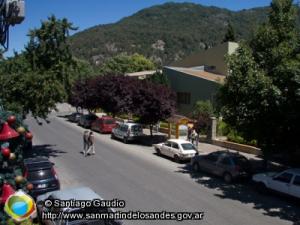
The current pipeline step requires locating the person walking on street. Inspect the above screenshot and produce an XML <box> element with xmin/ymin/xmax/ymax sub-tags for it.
<box><xmin>86</xmin><ymin>131</ymin><xmax>95</xmax><ymax>156</ymax></box>
<box><xmin>83</xmin><ymin>130</ymin><xmax>89</xmax><ymax>156</ymax></box>
<box><xmin>191</xmin><ymin>128</ymin><xmax>197</xmax><ymax>145</ymax></box>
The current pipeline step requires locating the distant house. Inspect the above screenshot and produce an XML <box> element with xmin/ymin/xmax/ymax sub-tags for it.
<box><xmin>164</xmin><ymin>41</ymin><xmax>238</xmax><ymax>115</ymax></box>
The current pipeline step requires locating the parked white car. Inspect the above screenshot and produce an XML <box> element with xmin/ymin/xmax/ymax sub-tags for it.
<box><xmin>153</xmin><ymin>139</ymin><xmax>198</xmax><ymax>162</ymax></box>
<box><xmin>252</xmin><ymin>168</ymin><xmax>300</xmax><ymax>198</ymax></box>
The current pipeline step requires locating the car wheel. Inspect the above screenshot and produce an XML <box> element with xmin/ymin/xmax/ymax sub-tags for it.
<box><xmin>123</xmin><ymin>137</ymin><xmax>128</xmax><ymax>144</ymax></box>
<box><xmin>192</xmin><ymin>162</ymin><xmax>200</xmax><ymax>172</ymax></box>
<box><xmin>111</xmin><ymin>134</ymin><xmax>115</xmax><ymax>139</ymax></box>
<box><xmin>223</xmin><ymin>172</ymin><xmax>233</xmax><ymax>183</ymax></box>
<box><xmin>155</xmin><ymin>148</ymin><xmax>161</xmax><ymax>156</ymax></box>
<box><xmin>174</xmin><ymin>155</ymin><xmax>181</xmax><ymax>163</ymax></box>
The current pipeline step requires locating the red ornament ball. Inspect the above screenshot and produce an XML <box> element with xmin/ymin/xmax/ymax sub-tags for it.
<box><xmin>7</xmin><ymin>115</ymin><xmax>16</xmax><ymax>125</ymax></box>
<box><xmin>1</xmin><ymin>147</ymin><xmax>11</xmax><ymax>158</ymax></box>
<box><xmin>27</xmin><ymin>183</ymin><xmax>34</xmax><ymax>191</ymax></box>
<box><xmin>25</xmin><ymin>132</ymin><xmax>33</xmax><ymax>140</ymax></box>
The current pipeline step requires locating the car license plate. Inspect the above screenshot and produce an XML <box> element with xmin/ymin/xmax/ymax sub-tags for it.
<box><xmin>37</xmin><ymin>184</ymin><xmax>47</xmax><ymax>188</ymax></box>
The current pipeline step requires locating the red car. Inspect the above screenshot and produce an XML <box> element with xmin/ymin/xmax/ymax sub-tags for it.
<box><xmin>91</xmin><ymin>116</ymin><xmax>117</xmax><ymax>133</ymax></box>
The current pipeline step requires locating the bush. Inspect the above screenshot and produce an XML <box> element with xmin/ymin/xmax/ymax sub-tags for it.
<box><xmin>218</xmin><ymin>120</ymin><xmax>257</xmax><ymax>146</ymax></box>
<box><xmin>227</xmin><ymin>129</ymin><xmax>257</xmax><ymax>146</ymax></box>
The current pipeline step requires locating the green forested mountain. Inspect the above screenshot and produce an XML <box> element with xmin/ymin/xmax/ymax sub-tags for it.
<box><xmin>69</xmin><ymin>2</ymin><xmax>296</xmax><ymax>65</ymax></box>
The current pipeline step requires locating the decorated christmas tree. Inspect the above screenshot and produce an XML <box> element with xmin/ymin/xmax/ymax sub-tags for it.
<box><xmin>0</xmin><ymin>106</ymin><xmax>33</xmax><ymax>224</ymax></box>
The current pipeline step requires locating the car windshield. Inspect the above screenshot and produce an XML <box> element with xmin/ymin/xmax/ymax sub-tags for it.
<box><xmin>104</xmin><ymin>119</ymin><xmax>115</xmax><ymax>125</ymax></box>
<box><xmin>181</xmin><ymin>143</ymin><xmax>197</xmax><ymax>150</ymax></box>
<box><xmin>131</xmin><ymin>125</ymin><xmax>142</xmax><ymax>132</ymax></box>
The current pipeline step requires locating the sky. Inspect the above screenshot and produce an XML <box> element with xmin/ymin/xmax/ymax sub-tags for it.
<box><xmin>5</xmin><ymin>0</ymin><xmax>273</xmax><ymax>57</ymax></box>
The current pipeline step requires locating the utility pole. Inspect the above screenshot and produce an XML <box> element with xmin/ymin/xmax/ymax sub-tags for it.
<box><xmin>0</xmin><ymin>0</ymin><xmax>25</xmax><ymax>50</ymax></box>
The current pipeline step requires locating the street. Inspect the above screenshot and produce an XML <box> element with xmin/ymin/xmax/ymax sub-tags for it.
<box><xmin>25</xmin><ymin>114</ymin><xmax>300</xmax><ymax>225</ymax></box>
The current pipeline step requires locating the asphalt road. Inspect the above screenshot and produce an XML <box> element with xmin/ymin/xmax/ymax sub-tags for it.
<box><xmin>25</xmin><ymin>114</ymin><xmax>300</xmax><ymax>225</ymax></box>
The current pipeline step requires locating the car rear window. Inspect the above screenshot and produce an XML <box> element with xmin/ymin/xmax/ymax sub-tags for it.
<box><xmin>274</xmin><ymin>172</ymin><xmax>293</xmax><ymax>183</ymax></box>
<box><xmin>103</xmin><ymin>119</ymin><xmax>115</xmax><ymax>125</ymax></box>
<box><xmin>232</xmin><ymin>156</ymin><xmax>249</xmax><ymax>165</ymax></box>
<box><xmin>131</xmin><ymin>125</ymin><xmax>142</xmax><ymax>132</ymax></box>
<box><xmin>87</xmin><ymin>115</ymin><xmax>97</xmax><ymax>120</ymax></box>
<box><xmin>293</xmin><ymin>175</ymin><xmax>300</xmax><ymax>186</ymax></box>
<box><xmin>181</xmin><ymin>143</ymin><xmax>197</xmax><ymax>150</ymax></box>
<box><xmin>27</xmin><ymin>169</ymin><xmax>53</xmax><ymax>180</ymax></box>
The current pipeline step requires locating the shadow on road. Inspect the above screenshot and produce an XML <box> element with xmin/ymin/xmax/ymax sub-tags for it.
<box><xmin>138</xmin><ymin>135</ymin><xmax>167</xmax><ymax>146</ymax></box>
<box><xmin>24</xmin><ymin>144</ymin><xmax>67</xmax><ymax>159</ymax></box>
<box><xmin>175</xmin><ymin>164</ymin><xmax>300</xmax><ymax>224</ymax></box>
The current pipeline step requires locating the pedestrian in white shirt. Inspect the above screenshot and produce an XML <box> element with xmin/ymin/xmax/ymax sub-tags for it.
<box><xmin>85</xmin><ymin>131</ymin><xmax>95</xmax><ymax>156</ymax></box>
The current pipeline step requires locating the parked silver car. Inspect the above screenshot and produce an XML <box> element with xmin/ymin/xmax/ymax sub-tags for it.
<box><xmin>191</xmin><ymin>151</ymin><xmax>252</xmax><ymax>183</ymax></box>
<box><xmin>36</xmin><ymin>186</ymin><xmax>122</xmax><ymax>225</ymax></box>
<box><xmin>111</xmin><ymin>122</ymin><xmax>143</xmax><ymax>143</ymax></box>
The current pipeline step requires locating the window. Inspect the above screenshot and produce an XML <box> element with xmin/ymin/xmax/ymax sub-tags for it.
<box><xmin>121</xmin><ymin>125</ymin><xmax>128</xmax><ymax>132</ymax></box>
<box><xmin>131</xmin><ymin>125</ymin><xmax>142</xmax><ymax>132</ymax></box>
<box><xmin>27</xmin><ymin>169</ymin><xmax>53</xmax><ymax>181</ymax></box>
<box><xmin>172</xmin><ymin>143</ymin><xmax>179</xmax><ymax>149</ymax></box>
<box><xmin>206</xmin><ymin>152</ymin><xmax>220</xmax><ymax>162</ymax></box>
<box><xmin>103</xmin><ymin>119</ymin><xmax>115</xmax><ymax>124</ymax></box>
<box><xmin>164</xmin><ymin>142</ymin><xmax>172</xmax><ymax>147</ymax></box>
<box><xmin>293</xmin><ymin>175</ymin><xmax>300</xmax><ymax>186</ymax></box>
<box><xmin>274</xmin><ymin>172</ymin><xmax>293</xmax><ymax>183</ymax></box>
<box><xmin>181</xmin><ymin>143</ymin><xmax>197</xmax><ymax>150</ymax></box>
<box><xmin>220</xmin><ymin>157</ymin><xmax>232</xmax><ymax>166</ymax></box>
<box><xmin>177</xmin><ymin>92</ymin><xmax>191</xmax><ymax>104</ymax></box>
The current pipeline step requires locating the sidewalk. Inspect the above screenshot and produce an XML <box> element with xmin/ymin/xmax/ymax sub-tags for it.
<box><xmin>142</xmin><ymin>128</ymin><xmax>286</xmax><ymax>172</ymax></box>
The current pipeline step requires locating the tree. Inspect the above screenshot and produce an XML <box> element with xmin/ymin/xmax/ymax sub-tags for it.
<box><xmin>192</xmin><ymin>100</ymin><xmax>214</xmax><ymax>134</ymax></box>
<box><xmin>69</xmin><ymin>75</ymin><xmax>176</xmax><ymax>135</ymax></box>
<box><xmin>25</xmin><ymin>15</ymin><xmax>78</xmax><ymax>96</ymax></box>
<box><xmin>98</xmin><ymin>54</ymin><xmax>155</xmax><ymax>75</ymax></box>
<box><xmin>146</xmin><ymin>71</ymin><xmax>169</xmax><ymax>86</ymax></box>
<box><xmin>217</xmin><ymin>0</ymin><xmax>300</xmax><ymax>160</ymax></box>
<box><xmin>90</xmin><ymin>75</ymin><xmax>136</xmax><ymax>116</ymax></box>
<box><xmin>132</xmin><ymin>81</ymin><xmax>176</xmax><ymax>136</ymax></box>
<box><xmin>222</xmin><ymin>22</ymin><xmax>236</xmax><ymax>43</ymax></box>
<box><xmin>0</xmin><ymin>16</ymin><xmax>79</xmax><ymax>119</ymax></box>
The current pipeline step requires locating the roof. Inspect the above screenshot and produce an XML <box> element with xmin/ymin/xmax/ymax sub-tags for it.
<box><xmin>165</xmin><ymin>66</ymin><xmax>225</xmax><ymax>84</ymax></box>
<box><xmin>24</xmin><ymin>157</ymin><xmax>51</xmax><ymax>164</ymax></box>
<box><xmin>167</xmin><ymin>114</ymin><xmax>193</xmax><ymax>124</ymax></box>
<box><xmin>125</xmin><ymin>70</ymin><xmax>161</xmax><ymax>77</ymax></box>
<box><xmin>50</xmin><ymin>187</ymin><xmax>102</xmax><ymax>201</ymax></box>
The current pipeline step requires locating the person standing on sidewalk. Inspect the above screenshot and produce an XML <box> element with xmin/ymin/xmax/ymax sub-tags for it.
<box><xmin>83</xmin><ymin>130</ymin><xmax>89</xmax><ymax>156</ymax></box>
<box><xmin>191</xmin><ymin>128</ymin><xmax>198</xmax><ymax>145</ymax></box>
<box><xmin>86</xmin><ymin>131</ymin><xmax>95</xmax><ymax>156</ymax></box>
<box><xmin>187</xmin><ymin>127</ymin><xmax>192</xmax><ymax>142</ymax></box>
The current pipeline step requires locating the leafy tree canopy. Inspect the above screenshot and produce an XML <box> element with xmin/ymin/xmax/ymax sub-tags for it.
<box><xmin>0</xmin><ymin>16</ymin><xmax>79</xmax><ymax>119</ymax></box>
<box><xmin>98</xmin><ymin>53</ymin><xmax>156</xmax><ymax>74</ymax></box>
<box><xmin>218</xmin><ymin>0</ymin><xmax>300</xmax><ymax>158</ymax></box>
<box><xmin>222</xmin><ymin>22</ymin><xmax>236</xmax><ymax>43</ymax></box>
<box><xmin>69</xmin><ymin>75</ymin><xmax>176</xmax><ymax>135</ymax></box>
